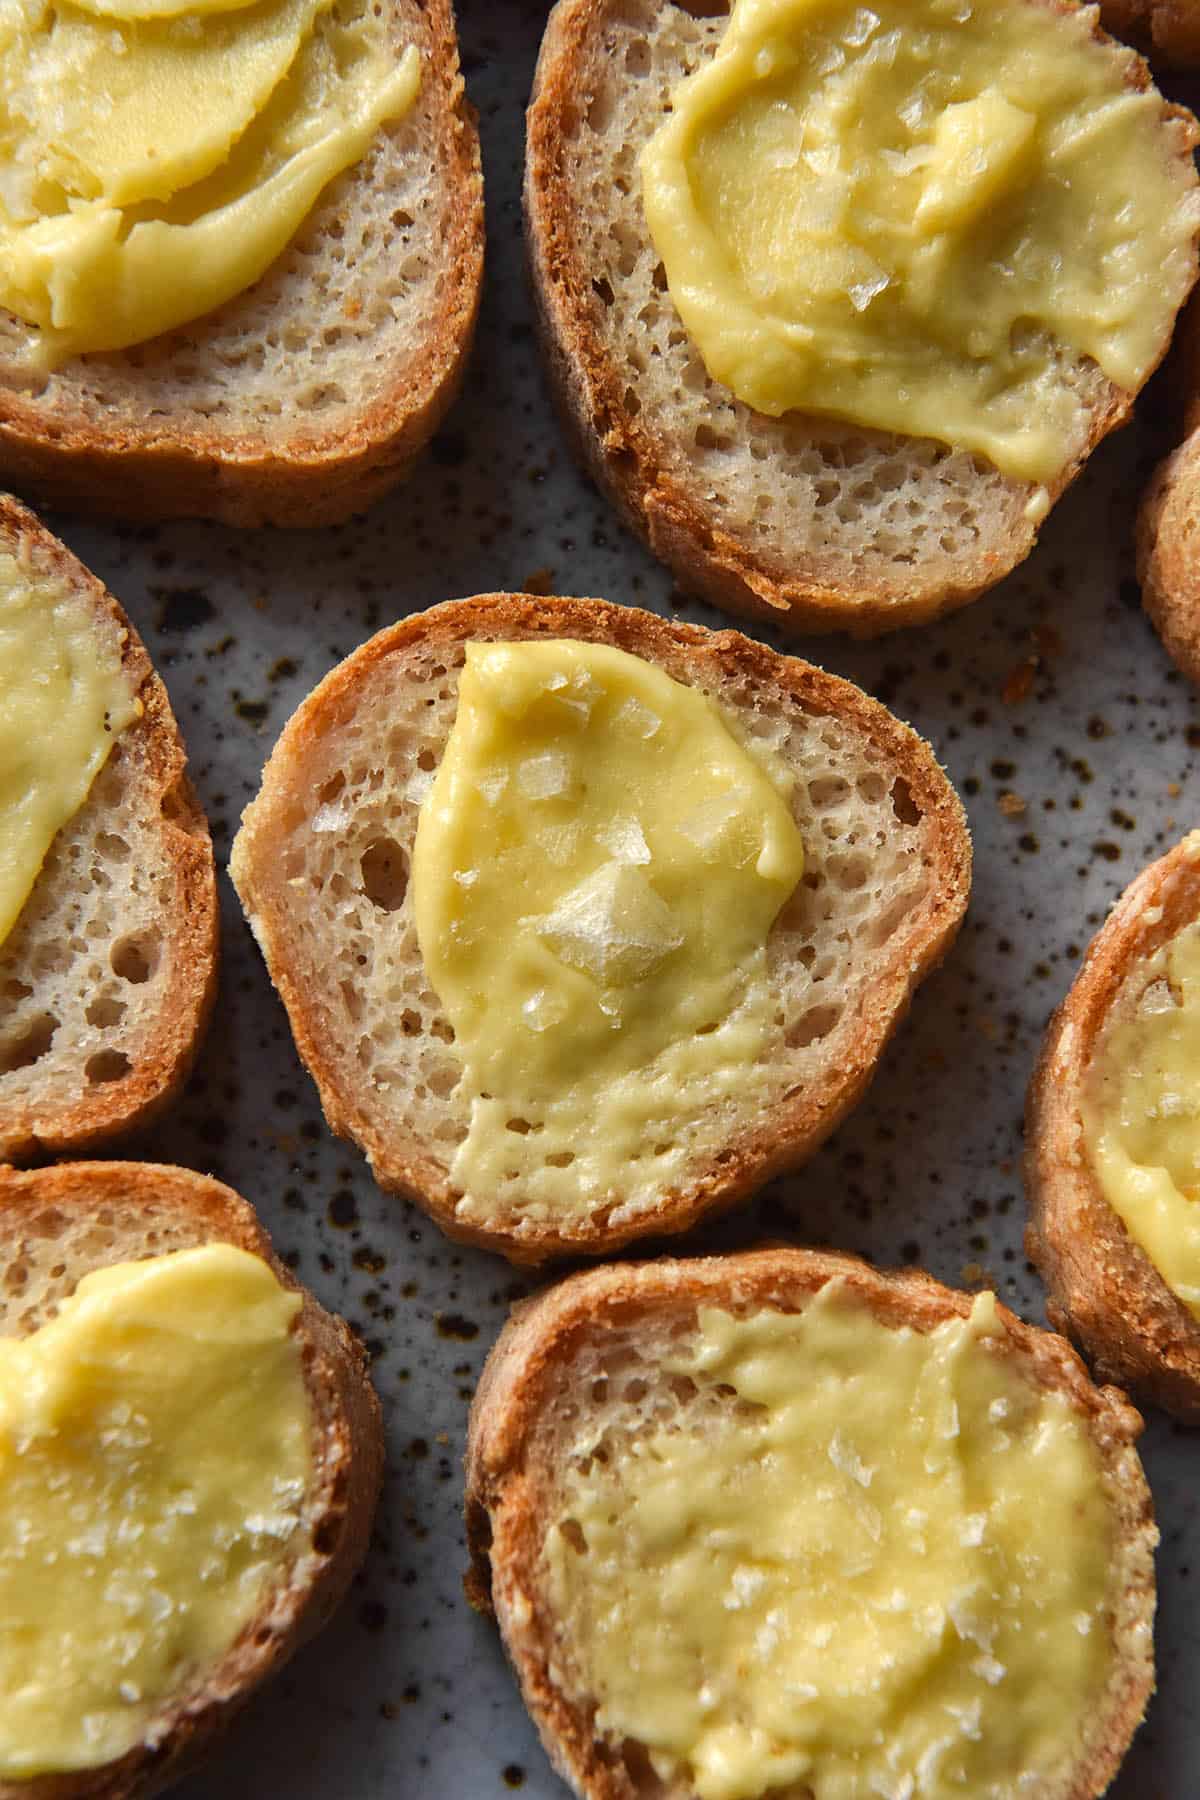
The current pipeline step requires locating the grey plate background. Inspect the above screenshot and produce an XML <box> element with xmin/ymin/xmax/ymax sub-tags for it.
<box><xmin>36</xmin><ymin>4</ymin><xmax>1200</xmax><ymax>1793</ymax></box>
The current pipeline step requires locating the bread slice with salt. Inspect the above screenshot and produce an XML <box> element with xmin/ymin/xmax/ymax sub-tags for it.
<box><xmin>525</xmin><ymin>0</ymin><xmax>1198</xmax><ymax>635</ymax></box>
<box><xmin>230</xmin><ymin>593</ymin><xmax>970</xmax><ymax>1262</ymax></box>
<box><xmin>0</xmin><ymin>0</ymin><xmax>483</xmax><ymax>527</ymax></box>
<box><xmin>465</xmin><ymin>1246</ymin><xmax>1157</xmax><ymax>1800</ymax></box>
<box><xmin>0</xmin><ymin>1159</ymin><xmax>384</xmax><ymax>1800</ymax></box>
<box><xmin>1026</xmin><ymin>831</ymin><xmax>1200</xmax><ymax>1419</ymax></box>
<box><xmin>0</xmin><ymin>495</ymin><xmax>218</xmax><ymax>1163</ymax></box>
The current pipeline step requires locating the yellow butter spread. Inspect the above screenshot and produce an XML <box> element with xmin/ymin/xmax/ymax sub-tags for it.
<box><xmin>639</xmin><ymin>0</ymin><xmax>1199</xmax><ymax>482</ymax></box>
<box><xmin>0</xmin><ymin>552</ymin><xmax>140</xmax><ymax>951</ymax></box>
<box><xmin>411</xmin><ymin>640</ymin><xmax>805</xmax><ymax>1222</ymax></box>
<box><xmin>0</xmin><ymin>1244</ymin><xmax>311</xmax><ymax>1775</ymax></box>
<box><xmin>1082</xmin><ymin>912</ymin><xmax>1200</xmax><ymax>1315</ymax></box>
<box><xmin>545</xmin><ymin>1285</ymin><xmax>1114</xmax><ymax>1800</ymax></box>
<box><xmin>0</xmin><ymin>0</ymin><xmax>419</xmax><ymax>363</ymax></box>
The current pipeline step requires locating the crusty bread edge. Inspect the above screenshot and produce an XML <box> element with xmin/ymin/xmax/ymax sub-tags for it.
<box><xmin>464</xmin><ymin>1246</ymin><xmax>1156</xmax><ymax>1800</ymax></box>
<box><xmin>1137</xmin><ymin>425</ymin><xmax>1200</xmax><ymax>684</ymax></box>
<box><xmin>0</xmin><ymin>495</ymin><xmax>219</xmax><ymax>1163</ymax></box>
<box><xmin>0</xmin><ymin>0</ymin><xmax>484</xmax><ymax>528</ymax></box>
<box><xmin>0</xmin><ymin>1160</ymin><xmax>384</xmax><ymax>1800</ymax></box>
<box><xmin>1026</xmin><ymin>832</ymin><xmax>1200</xmax><ymax>1419</ymax></box>
<box><xmin>525</xmin><ymin>0</ymin><xmax>1199</xmax><ymax>636</ymax></box>
<box><xmin>231</xmin><ymin>592</ymin><xmax>971</xmax><ymax>1264</ymax></box>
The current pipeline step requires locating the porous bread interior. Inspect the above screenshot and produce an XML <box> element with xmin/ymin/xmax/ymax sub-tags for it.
<box><xmin>0</xmin><ymin>594</ymin><xmax>180</xmax><ymax>1134</ymax></box>
<box><xmin>0</xmin><ymin>0</ymin><xmax>448</xmax><ymax>444</ymax></box>
<box><xmin>260</xmin><ymin>633</ymin><xmax>936</xmax><ymax>1226</ymax></box>
<box><xmin>0</xmin><ymin>1192</ymin><xmax>217</xmax><ymax>1338</ymax></box>
<box><xmin>520</xmin><ymin>1307</ymin><xmax>1122</xmax><ymax>1800</ymax></box>
<box><xmin>559</xmin><ymin>0</ymin><xmax>1115</xmax><ymax>597</ymax></box>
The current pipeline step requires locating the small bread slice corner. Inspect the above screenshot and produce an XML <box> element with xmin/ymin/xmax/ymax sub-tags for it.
<box><xmin>464</xmin><ymin>1246</ymin><xmax>1157</xmax><ymax>1800</ymax></box>
<box><xmin>1100</xmin><ymin>0</ymin><xmax>1200</xmax><ymax>67</ymax></box>
<box><xmin>0</xmin><ymin>1159</ymin><xmax>384</xmax><ymax>1800</ymax></box>
<box><xmin>230</xmin><ymin>592</ymin><xmax>970</xmax><ymax>1264</ymax></box>
<box><xmin>1026</xmin><ymin>831</ymin><xmax>1200</xmax><ymax>1419</ymax></box>
<box><xmin>0</xmin><ymin>0</ymin><xmax>483</xmax><ymax>529</ymax></box>
<box><xmin>525</xmin><ymin>0</ymin><xmax>1199</xmax><ymax>637</ymax></box>
<box><xmin>0</xmin><ymin>495</ymin><xmax>218</xmax><ymax>1165</ymax></box>
<box><xmin>1138</xmin><ymin>297</ymin><xmax>1200</xmax><ymax>684</ymax></box>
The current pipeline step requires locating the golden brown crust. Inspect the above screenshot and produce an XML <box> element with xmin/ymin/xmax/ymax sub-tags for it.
<box><xmin>526</xmin><ymin>0</ymin><xmax>1198</xmax><ymax>636</ymax></box>
<box><xmin>1026</xmin><ymin>832</ymin><xmax>1200</xmax><ymax>1419</ymax></box>
<box><xmin>465</xmin><ymin>1247</ymin><xmax>1157</xmax><ymax>1800</ymax></box>
<box><xmin>231</xmin><ymin>592</ymin><xmax>972</xmax><ymax>1263</ymax></box>
<box><xmin>0</xmin><ymin>0</ymin><xmax>483</xmax><ymax>527</ymax></box>
<box><xmin>0</xmin><ymin>1161</ymin><xmax>384</xmax><ymax>1800</ymax></box>
<box><xmin>0</xmin><ymin>495</ymin><xmax>218</xmax><ymax>1162</ymax></box>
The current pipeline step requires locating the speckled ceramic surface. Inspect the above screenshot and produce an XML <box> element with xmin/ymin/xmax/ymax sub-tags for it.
<box><xmin>26</xmin><ymin>4</ymin><xmax>1200</xmax><ymax>1794</ymax></box>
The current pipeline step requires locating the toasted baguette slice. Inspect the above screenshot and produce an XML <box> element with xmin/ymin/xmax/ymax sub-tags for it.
<box><xmin>0</xmin><ymin>496</ymin><xmax>217</xmax><ymax>1163</ymax></box>
<box><xmin>465</xmin><ymin>1246</ymin><xmax>1156</xmax><ymax>1800</ymax></box>
<box><xmin>0</xmin><ymin>0</ymin><xmax>483</xmax><ymax>528</ymax></box>
<box><xmin>1027</xmin><ymin>831</ymin><xmax>1200</xmax><ymax>1419</ymax></box>
<box><xmin>526</xmin><ymin>0</ymin><xmax>1198</xmax><ymax>636</ymax></box>
<box><xmin>1100</xmin><ymin>0</ymin><xmax>1200</xmax><ymax>66</ymax></box>
<box><xmin>230</xmin><ymin>594</ymin><xmax>971</xmax><ymax>1263</ymax></box>
<box><xmin>1138</xmin><ymin>300</ymin><xmax>1200</xmax><ymax>682</ymax></box>
<box><xmin>0</xmin><ymin>1160</ymin><xmax>384</xmax><ymax>1800</ymax></box>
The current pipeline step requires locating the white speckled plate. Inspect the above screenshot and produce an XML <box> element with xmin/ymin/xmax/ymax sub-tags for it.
<box><xmin>38</xmin><ymin>6</ymin><xmax>1200</xmax><ymax>1794</ymax></box>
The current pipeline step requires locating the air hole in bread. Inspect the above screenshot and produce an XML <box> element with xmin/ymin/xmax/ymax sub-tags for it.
<box><xmin>111</xmin><ymin>932</ymin><xmax>158</xmax><ymax>984</ymax></box>
<box><xmin>1</xmin><ymin>979</ymin><xmax>32</xmax><ymax>1001</ymax></box>
<box><xmin>0</xmin><ymin>1012</ymin><xmax>58</xmax><ymax>1074</ymax></box>
<box><xmin>545</xmin><ymin>1151</ymin><xmax>575</xmax><ymax>1168</ymax></box>
<box><xmin>890</xmin><ymin>777</ymin><xmax>921</xmax><ymax>826</ymax></box>
<box><xmin>829</xmin><ymin>854</ymin><xmax>870</xmax><ymax>891</ymax></box>
<box><xmin>808</xmin><ymin>776</ymin><xmax>850</xmax><ymax>808</ymax></box>
<box><xmin>85</xmin><ymin>1049</ymin><xmax>132</xmax><ymax>1085</ymax></box>
<box><xmin>593</xmin><ymin>275</ymin><xmax>615</xmax><ymax>308</ymax></box>
<box><xmin>787</xmin><ymin>1003</ymin><xmax>841</xmax><ymax>1048</ymax></box>
<box><xmin>559</xmin><ymin>1518</ymin><xmax>587</xmax><ymax>1554</ymax></box>
<box><xmin>507</xmin><ymin>1117</ymin><xmax>535</xmax><ymax>1135</ymax></box>
<box><xmin>95</xmin><ymin>832</ymin><xmax>131</xmax><ymax>863</ymax></box>
<box><xmin>359</xmin><ymin>838</ymin><xmax>409</xmax><ymax>911</ymax></box>
<box><xmin>86</xmin><ymin>995</ymin><xmax>127</xmax><ymax>1029</ymax></box>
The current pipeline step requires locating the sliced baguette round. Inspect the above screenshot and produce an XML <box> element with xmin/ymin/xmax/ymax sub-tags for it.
<box><xmin>464</xmin><ymin>1246</ymin><xmax>1157</xmax><ymax>1800</ymax></box>
<box><xmin>1138</xmin><ymin>299</ymin><xmax>1200</xmax><ymax>683</ymax></box>
<box><xmin>1026</xmin><ymin>831</ymin><xmax>1200</xmax><ymax>1419</ymax></box>
<box><xmin>230</xmin><ymin>593</ymin><xmax>971</xmax><ymax>1263</ymax></box>
<box><xmin>526</xmin><ymin>0</ymin><xmax>1199</xmax><ymax>636</ymax></box>
<box><xmin>0</xmin><ymin>0</ymin><xmax>483</xmax><ymax>527</ymax></box>
<box><xmin>0</xmin><ymin>495</ymin><xmax>218</xmax><ymax>1163</ymax></box>
<box><xmin>0</xmin><ymin>1159</ymin><xmax>384</xmax><ymax>1800</ymax></box>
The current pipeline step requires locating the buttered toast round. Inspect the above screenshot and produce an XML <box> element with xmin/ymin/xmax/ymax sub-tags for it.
<box><xmin>465</xmin><ymin>1247</ymin><xmax>1156</xmax><ymax>1800</ymax></box>
<box><xmin>0</xmin><ymin>0</ymin><xmax>483</xmax><ymax>527</ymax></box>
<box><xmin>526</xmin><ymin>0</ymin><xmax>1199</xmax><ymax>635</ymax></box>
<box><xmin>0</xmin><ymin>1160</ymin><xmax>384</xmax><ymax>1800</ymax></box>
<box><xmin>0</xmin><ymin>495</ymin><xmax>217</xmax><ymax>1163</ymax></box>
<box><xmin>1027</xmin><ymin>831</ymin><xmax>1200</xmax><ymax>1419</ymax></box>
<box><xmin>230</xmin><ymin>594</ymin><xmax>970</xmax><ymax>1263</ymax></box>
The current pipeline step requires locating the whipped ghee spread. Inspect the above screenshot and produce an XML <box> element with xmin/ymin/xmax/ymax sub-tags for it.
<box><xmin>1082</xmin><ymin>907</ymin><xmax>1200</xmax><ymax>1316</ymax></box>
<box><xmin>0</xmin><ymin>0</ymin><xmax>420</xmax><ymax>363</ymax></box>
<box><xmin>0</xmin><ymin>554</ymin><xmax>140</xmax><ymax>950</ymax></box>
<box><xmin>411</xmin><ymin>640</ymin><xmax>805</xmax><ymax>1222</ymax></box>
<box><xmin>545</xmin><ymin>1284</ymin><xmax>1115</xmax><ymax>1800</ymax></box>
<box><xmin>0</xmin><ymin>1244</ymin><xmax>311</xmax><ymax>1775</ymax></box>
<box><xmin>639</xmin><ymin>0</ymin><xmax>1200</xmax><ymax>482</ymax></box>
